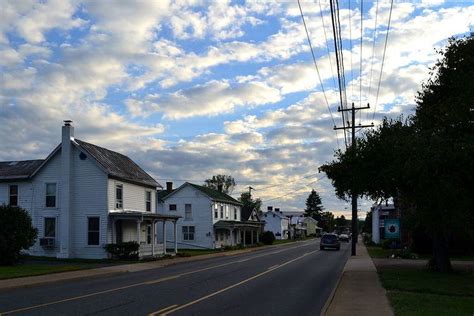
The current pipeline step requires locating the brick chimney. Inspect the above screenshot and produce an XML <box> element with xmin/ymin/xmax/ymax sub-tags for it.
<box><xmin>267</xmin><ymin>206</ymin><xmax>273</xmax><ymax>211</ymax></box>
<box><xmin>166</xmin><ymin>182</ymin><xmax>173</xmax><ymax>192</ymax></box>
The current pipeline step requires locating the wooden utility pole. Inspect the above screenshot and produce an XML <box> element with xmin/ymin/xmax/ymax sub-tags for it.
<box><xmin>335</xmin><ymin>102</ymin><xmax>373</xmax><ymax>256</ymax></box>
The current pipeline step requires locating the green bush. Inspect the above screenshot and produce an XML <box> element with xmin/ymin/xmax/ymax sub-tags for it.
<box><xmin>104</xmin><ymin>241</ymin><xmax>139</xmax><ymax>260</ymax></box>
<box><xmin>0</xmin><ymin>205</ymin><xmax>38</xmax><ymax>265</ymax></box>
<box><xmin>260</xmin><ymin>231</ymin><xmax>276</xmax><ymax>245</ymax></box>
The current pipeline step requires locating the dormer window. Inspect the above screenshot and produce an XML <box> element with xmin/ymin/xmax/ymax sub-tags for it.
<box><xmin>115</xmin><ymin>184</ymin><xmax>123</xmax><ymax>209</ymax></box>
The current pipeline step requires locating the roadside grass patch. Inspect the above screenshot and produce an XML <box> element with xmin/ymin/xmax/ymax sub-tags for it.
<box><xmin>377</xmin><ymin>267</ymin><xmax>474</xmax><ymax>315</ymax></box>
<box><xmin>0</xmin><ymin>264</ymin><xmax>92</xmax><ymax>280</ymax></box>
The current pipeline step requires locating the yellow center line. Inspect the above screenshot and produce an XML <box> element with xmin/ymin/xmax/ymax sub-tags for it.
<box><xmin>149</xmin><ymin>304</ymin><xmax>178</xmax><ymax>316</ymax></box>
<box><xmin>154</xmin><ymin>250</ymin><xmax>319</xmax><ymax>316</ymax></box>
<box><xmin>1</xmin><ymin>241</ymin><xmax>317</xmax><ymax>315</ymax></box>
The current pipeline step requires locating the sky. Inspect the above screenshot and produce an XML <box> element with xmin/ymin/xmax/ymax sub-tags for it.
<box><xmin>1</xmin><ymin>0</ymin><xmax>473</xmax><ymax>219</ymax></box>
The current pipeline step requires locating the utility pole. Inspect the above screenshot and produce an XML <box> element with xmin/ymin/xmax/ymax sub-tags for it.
<box><xmin>335</xmin><ymin>102</ymin><xmax>373</xmax><ymax>256</ymax></box>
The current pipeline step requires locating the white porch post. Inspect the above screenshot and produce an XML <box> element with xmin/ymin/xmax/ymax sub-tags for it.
<box><xmin>243</xmin><ymin>230</ymin><xmax>246</xmax><ymax>247</ymax></box>
<box><xmin>111</xmin><ymin>218</ymin><xmax>116</xmax><ymax>244</ymax></box>
<box><xmin>151</xmin><ymin>220</ymin><xmax>156</xmax><ymax>256</ymax></box>
<box><xmin>230</xmin><ymin>228</ymin><xmax>234</xmax><ymax>246</ymax></box>
<box><xmin>251</xmin><ymin>230</ymin><xmax>254</xmax><ymax>245</ymax></box>
<box><xmin>173</xmin><ymin>221</ymin><xmax>178</xmax><ymax>254</ymax></box>
<box><xmin>162</xmin><ymin>221</ymin><xmax>167</xmax><ymax>255</ymax></box>
<box><xmin>256</xmin><ymin>229</ymin><xmax>260</xmax><ymax>243</ymax></box>
<box><xmin>136</xmin><ymin>220</ymin><xmax>141</xmax><ymax>244</ymax></box>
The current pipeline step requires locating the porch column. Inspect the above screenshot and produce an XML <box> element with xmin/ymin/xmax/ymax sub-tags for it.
<box><xmin>136</xmin><ymin>220</ymin><xmax>141</xmax><ymax>244</ymax></box>
<box><xmin>243</xmin><ymin>230</ymin><xmax>246</xmax><ymax>247</ymax></box>
<box><xmin>173</xmin><ymin>221</ymin><xmax>178</xmax><ymax>254</ymax></box>
<box><xmin>229</xmin><ymin>228</ymin><xmax>234</xmax><ymax>246</ymax></box>
<box><xmin>111</xmin><ymin>218</ymin><xmax>116</xmax><ymax>244</ymax></box>
<box><xmin>251</xmin><ymin>230</ymin><xmax>254</xmax><ymax>245</ymax></box>
<box><xmin>256</xmin><ymin>229</ymin><xmax>260</xmax><ymax>243</ymax></box>
<box><xmin>162</xmin><ymin>221</ymin><xmax>167</xmax><ymax>255</ymax></box>
<box><xmin>151</xmin><ymin>220</ymin><xmax>156</xmax><ymax>256</ymax></box>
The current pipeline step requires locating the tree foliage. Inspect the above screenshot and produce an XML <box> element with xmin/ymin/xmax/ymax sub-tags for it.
<box><xmin>304</xmin><ymin>189</ymin><xmax>324</xmax><ymax>220</ymax></box>
<box><xmin>320</xmin><ymin>37</ymin><xmax>474</xmax><ymax>272</ymax></box>
<box><xmin>319</xmin><ymin>211</ymin><xmax>335</xmax><ymax>232</ymax></box>
<box><xmin>239</xmin><ymin>192</ymin><xmax>262</xmax><ymax>218</ymax></box>
<box><xmin>0</xmin><ymin>205</ymin><xmax>38</xmax><ymax>265</ymax></box>
<box><xmin>204</xmin><ymin>175</ymin><xmax>236</xmax><ymax>194</ymax></box>
<box><xmin>335</xmin><ymin>215</ymin><xmax>347</xmax><ymax>228</ymax></box>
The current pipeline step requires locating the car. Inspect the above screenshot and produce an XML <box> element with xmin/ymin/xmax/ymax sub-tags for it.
<box><xmin>320</xmin><ymin>233</ymin><xmax>340</xmax><ymax>250</ymax></box>
<box><xmin>339</xmin><ymin>233</ymin><xmax>350</xmax><ymax>242</ymax></box>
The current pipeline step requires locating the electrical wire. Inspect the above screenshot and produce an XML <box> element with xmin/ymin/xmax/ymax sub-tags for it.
<box><xmin>372</xmin><ymin>0</ymin><xmax>394</xmax><ymax>121</ymax></box>
<box><xmin>367</xmin><ymin>0</ymin><xmax>379</xmax><ymax>121</ymax></box>
<box><xmin>297</xmin><ymin>0</ymin><xmax>341</xmax><ymax>149</ymax></box>
<box><xmin>359</xmin><ymin>0</ymin><xmax>363</xmax><ymax>125</ymax></box>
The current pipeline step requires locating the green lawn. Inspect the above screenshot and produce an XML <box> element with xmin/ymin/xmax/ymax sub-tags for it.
<box><xmin>0</xmin><ymin>264</ymin><xmax>92</xmax><ymax>280</ymax></box>
<box><xmin>377</xmin><ymin>267</ymin><xmax>474</xmax><ymax>315</ymax></box>
<box><xmin>176</xmin><ymin>249</ymin><xmax>221</xmax><ymax>257</ymax></box>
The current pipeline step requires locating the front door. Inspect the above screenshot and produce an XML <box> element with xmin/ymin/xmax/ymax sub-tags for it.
<box><xmin>115</xmin><ymin>220</ymin><xmax>123</xmax><ymax>243</ymax></box>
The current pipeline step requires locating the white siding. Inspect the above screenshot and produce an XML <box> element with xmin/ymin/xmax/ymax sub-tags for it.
<box><xmin>107</xmin><ymin>179</ymin><xmax>155</xmax><ymax>213</ymax></box>
<box><xmin>263</xmin><ymin>212</ymin><xmax>289</xmax><ymax>240</ymax></box>
<box><xmin>157</xmin><ymin>185</ymin><xmax>214</xmax><ymax>249</ymax></box>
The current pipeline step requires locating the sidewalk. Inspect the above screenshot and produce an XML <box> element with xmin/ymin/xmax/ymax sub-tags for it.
<box><xmin>324</xmin><ymin>240</ymin><xmax>393</xmax><ymax>316</ymax></box>
<box><xmin>0</xmin><ymin>240</ymin><xmax>309</xmax><ymax>291</ymax></box>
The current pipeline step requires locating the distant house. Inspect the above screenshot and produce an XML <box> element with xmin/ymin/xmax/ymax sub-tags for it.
<box><xmin>0</xmin><ymin>121</ymin><xmax>179</xmax><ymax>259</ymax></box>
<box><xmin>302</xmin><ymin>217</ymin><xmax>322</xmax><ymax>236</ymax></box>
<box><xmin>262</xmin><ymin>208</ymin><xmax>289</xmax><ymax>240</ymax></box>
<box><xmin>157</xmin><ymin>182</ymin><xmax>263</xmax><ymax>249</ymax></box>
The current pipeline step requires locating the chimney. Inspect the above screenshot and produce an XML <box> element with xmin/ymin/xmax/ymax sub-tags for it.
<box><xmin>166</xmin><ymin>182</ymin><xmax>173</xmax><ymax>192</ymax></box>
<box><xmin>217</xmin><ymin>183</ymin><xmax>223</xmax><ymax>192</ymax></box>
<box><xmin>275</xmin><ymin>208</ymin><xmax>280</xmax><ymax>212</ymax></box>
<box><xmin>267</xmin><ymin>206</ymin><xmax>273</xmax><ymax>211</ymax></box>
<box><xmin>58</xmin><ymin>120</ymin><xmax>73</xmax><ymax>258</ymax></box>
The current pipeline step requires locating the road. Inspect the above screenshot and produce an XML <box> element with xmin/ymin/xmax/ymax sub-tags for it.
<box><xmin>0</xmin><ymin>239</ymin><xmax>350</xmax><ymax>316</ymax></box>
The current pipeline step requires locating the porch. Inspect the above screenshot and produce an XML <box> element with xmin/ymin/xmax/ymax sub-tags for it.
<box><xmin>214</xmin><ymin>220</ymin><xmax>264</xmax><ymax>248</ymax></box>
<box><xmin>109</xmin><ymin>211</ymin><xmax>181</xmax><ymax>258</ymax></box>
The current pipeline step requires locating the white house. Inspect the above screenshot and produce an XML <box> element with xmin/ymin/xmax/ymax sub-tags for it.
<box><xmin>157</xmin><ymin>182</ymin><xmax>263</xmax><ymax>249</ymax></box>
<box><xmin>0</xmin><ymin>121</ymin><xmax>179</xmax><ymax>259</ymax></box>
<box><xmin>262</xmin><ymin>208</ymin><xmax>289</xmax><ymax>240</ymax></box>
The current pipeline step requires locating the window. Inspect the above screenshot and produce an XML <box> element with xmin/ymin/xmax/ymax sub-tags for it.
<box><xmin>45</xmin><ymin>183</ymin><xmax>56</xmax><ymax>207</ymax></box>
<box><xmin>182</xmin><ymin>226</ymin><xmax>195</xmax><ymax>241</ymax></box>
<box><xmin>145</xmin><ymin>191</ymin><xmax>152</xmax><ymax>212</ymax></box>
<box><xmin>214</xmin><ymin>206</ymin><xmax>218</xmax><ymax>219</ymax></box>
<box><xmin>87</xmin><ymin>217</ymin><xmax>100</xmax><ymax>245</ymax></box>
<box><xmin>234</xmin><ymin>207</ymin><xmax>237</xmax><ymax>220</ymax></box>
<box><xmin>115</xmin><ymin>184</ymin><xmax>123</xmax><ymax>209</ymax></box>
<box><xmin>185</xmin><ymin>204</ymin><xmax>192</xmax><ymax>220</ymax></box>
<box><xmin>44</xmin><ymin>218</ymin><xmax>56</xmax><ymax>238</ymax></box>
<box><xmin>225</xmin><ymin>206</ymin><xmax>229</xmax><ymax>219</ymax></box>
<box><xmin>9</xmin><ymin>185</ymin><xmax>18</xmax><ymax>206</ymax></box>
<box><xmin>169</xmin><ymin>204</ymin><xmax>177</xmax><ymax>211</ymax></box>
<box><xmin>220</xmin><ymin>205</ymin><xmax>224</xmax><ymax>218</ymax></box>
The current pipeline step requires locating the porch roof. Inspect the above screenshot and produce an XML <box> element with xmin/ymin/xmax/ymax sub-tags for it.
<box><xmin>214</xmin><ymin>220</ymin><xmax>264</xmax><ymax>229</ymax></box>
<box><xmin>109</xmin><ymin>211</ymin><xmax>180</xmax><ymax>221</ymax></box>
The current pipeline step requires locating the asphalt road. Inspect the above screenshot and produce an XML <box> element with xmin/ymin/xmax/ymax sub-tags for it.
<box><xmin>0</xmin><ymin>239</ymin><xmax>350</xmax><ymax>316</ymax></box>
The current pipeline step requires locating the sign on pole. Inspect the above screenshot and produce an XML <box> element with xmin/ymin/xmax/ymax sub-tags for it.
<box><xmin>384</xmin><ymin>219</ymin><xmax>400</xmax><ymax>239</ymax></box>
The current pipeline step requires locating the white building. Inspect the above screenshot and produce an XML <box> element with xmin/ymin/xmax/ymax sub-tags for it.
<box><xmin>0</xmin><ymin>121</ymin><xmax>179</xmax><ymax>259</ymax></box>
<box><xmin>371</xmin><ymin>203</ymin><xmax>398</xmax><ymax>244</ymax></box>
<box><xmin>262</xmin><ymin>208</ymin><xmax>289</xmax><ymax>240</ymax></box>
<box><xmin>157</xmin><ymin>182</ymin><xmax>263</xmax><ymax>249</ymax></box>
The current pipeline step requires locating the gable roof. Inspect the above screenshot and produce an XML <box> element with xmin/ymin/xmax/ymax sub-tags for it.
<box><xmin>0</xmin><ymin>160</ymin><xmax>44</xmax><ymax>181</ymax></box>
<box><xmin>160</xmin><ymin>182</ymin><xmax>242</xmax><ymax>206</ymax></box>
<box><xmin>74</xmin><ymin>139</ymin><xmax>160</xmax><ymax>188</ymax></box>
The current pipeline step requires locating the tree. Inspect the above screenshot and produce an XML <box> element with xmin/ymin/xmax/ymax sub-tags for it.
<box><xmin>362</xmin><ymin>210</ymin><xmax>373</xmax><ymax>234</ymax></box>
<box><xmin>335</xmin><ymin>215</ymin><xmax>347</xmax><ymax>228</ymax></box>
<box><xmin>320</xmin><ymin>37</ymin><xmax>474</xmax><ymax>272</ymax></box>
<box><xmin>319</xmin><ymin>212</ymin><xmax>335</xmax><ymax>232</ymax></box>
<box><xmin>204</xmin><ymin>175</ymin><xmax>236</xmax><ymax>194</ymax></box>
<box><xmin>304</xmin><ymin>189</ymin><xmax>324</xmax><ymax>220</ymax></box>
<box><xmin>239</xmin><ymin>192</ymin><xmax>262</xmax><ymax>218</ymax></box>
<box><xmin>0</xmin><ymin>205</ymin><xmax>38</xmax><ymax>265</ymax></box>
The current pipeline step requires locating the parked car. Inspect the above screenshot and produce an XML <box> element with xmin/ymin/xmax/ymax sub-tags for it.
<box><xmin>320</xmin><ymin>233</ymin><xmax>340</xmax><ymax>250</ymax></box>
<box><xmin>339</xmin><ymin>233</ymin><xmax>350</xmax><ymax>242</ymax></box>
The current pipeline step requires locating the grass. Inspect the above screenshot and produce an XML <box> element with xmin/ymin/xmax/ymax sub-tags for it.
<box><xmin>0</xmin><ymin>264</ymin><xmax>93</xmax><ymax>280</ymax></box>
<box><xmin>176</xmin><ymin>249</ymin><xmax>221</xmax><ymax>257</ymax></box>
<box><xmin>376</xmin><ymin>266</ymin><xmax>474</xmax><ymax>315</ymax></box>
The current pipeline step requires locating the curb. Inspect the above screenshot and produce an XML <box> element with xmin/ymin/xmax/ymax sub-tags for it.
<box><xmin>319</xmin><ymin>257</ymin><xmax>346</xmax><ymax>316</ymax></box>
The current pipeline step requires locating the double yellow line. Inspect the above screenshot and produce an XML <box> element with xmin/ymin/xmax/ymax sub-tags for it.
<box><xmin>1</xmin><ymin>241</ymin><xmax>316</xmax><ymax>315</ymax></box>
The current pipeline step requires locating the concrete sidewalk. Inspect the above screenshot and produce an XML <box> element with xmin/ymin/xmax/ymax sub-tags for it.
<box><xmin>0</xmin><ymin>240</ymin><xmax>311</xmax><ymax>291</ymax></box>
<box><xmin>324</xmin><ymin>240</ymin><xmax>393</xmax><ymax>316</ymax></box>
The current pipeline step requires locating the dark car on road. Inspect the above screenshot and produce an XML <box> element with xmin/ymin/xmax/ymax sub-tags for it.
<box><xmin>320</xmin><ymin>233</ymin><xmax>340</xmax><ymax>250</ymax></box>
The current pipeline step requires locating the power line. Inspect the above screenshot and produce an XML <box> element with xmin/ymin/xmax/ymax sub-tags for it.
<box><xmin>359</xmin><ymin>0</ymin><xmax>364</xmax><ymax>125</ymax></box>
<box><xmin>318</xmin><ymin>0</ymin><xmax>338</xmax><ymax>91</ymax></box>
<box><xmin>367</xmin><ymin>0</ymin><xmax>379</xmax><ymax>121</ymax></box>
<box><xmin>372</xmin><ymin>0</ymin><xmax>394</xmax><ymax>121</ymax></box>
<box><xmin>348</xmin><ymin>0</ymin><xmax>354</xmax><ymax>103</ymax></box>
<box><xmin>297</xmin><ymin>0</ymin><xmax>341</xmax><ymax>149</ymax></box>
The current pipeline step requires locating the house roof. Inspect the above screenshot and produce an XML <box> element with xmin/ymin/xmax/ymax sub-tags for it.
<box><xmin>160</xmin><ymin>182</ymin><xmax>242</xmax><ymax>206</ymax></box>
<box><xmin>74</xmin><ymin>139</ymin><xmax>161</xmax><ymax>188</ymax></box>
<box><xmin>0</xmin><ymin>160</ymin><xmax>44</xmax><ymax>180</ymax></box>
<box><xmin>263</xmin><ymin>211</ymin><xmax>288</xmax><ymax>220</ymax></box>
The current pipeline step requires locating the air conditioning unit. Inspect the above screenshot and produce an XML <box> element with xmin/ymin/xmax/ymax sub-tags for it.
<box><xmin>39</xmin><ymin>238</ymin><xmax>55</xmax><ymax>248</ymax></box>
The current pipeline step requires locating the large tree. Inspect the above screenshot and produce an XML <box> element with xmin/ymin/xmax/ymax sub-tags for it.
<box><xmin>319</xmin><ymin>212</ymin><xmax>335</xmax><ymax>232</ymax></box>
<box><xmin>239</xmin><ymin>192</ymin><xmax>262</xmax><ymax>218</ymax></box>
<box><xmin>304</xmin><ymin>189</ymin><xmax>324</xmax><ymax>220</ymax></box>
<box><xmin>320</xmin><ymin>37</ymin><xmax>474</xmax><ymax>272</ymax></box>
<box><xmin>204</xmin><ymin>175</ymin><xmax>236</xmax><ymax>194</ymax></box>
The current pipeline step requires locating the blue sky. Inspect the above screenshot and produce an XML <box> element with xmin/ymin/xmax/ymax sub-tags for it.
<box><xmin>1</xmin><ymin>0</ymin><xmax>473</xmax><ymax>218</ymax></box>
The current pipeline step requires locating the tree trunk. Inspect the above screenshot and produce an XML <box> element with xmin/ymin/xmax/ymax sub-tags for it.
<box><xmin>430</xmin><ymin>232</ymin><xmax>452</xmax><ymax>272</ymax></box>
